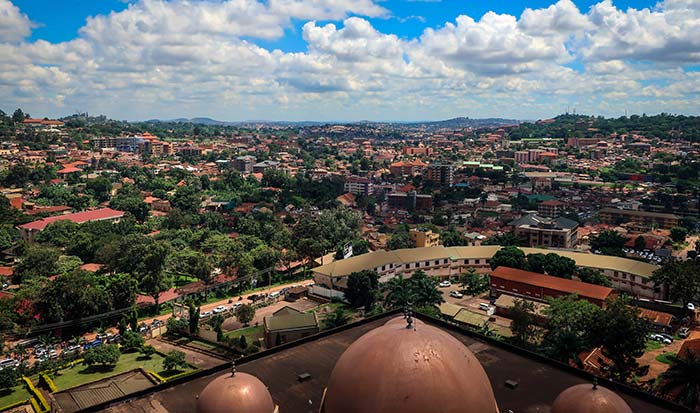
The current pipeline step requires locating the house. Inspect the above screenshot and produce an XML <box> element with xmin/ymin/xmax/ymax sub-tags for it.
<box><xmin>18</xmin><ymin>208</ymin><xmax>125</xmax><ymax>241</ymax></box>
<box><xmin>263</xmin><ymin>306</ymin><xmax>319</xmax><ymax>347</ymax></box>
<box><xmin>489</xmin><ymin>266</ymin><xmax>614</xmax><ymax>307</ymax></box>
<box><xmin>511</xmin><ymin>214</ymin><xmax>579</xmax><ymax>249</ymax></box>
<box><xmin>409</xmin><ymin>228</ymin><xmax>440</xmax><ymax>248</ymax></box>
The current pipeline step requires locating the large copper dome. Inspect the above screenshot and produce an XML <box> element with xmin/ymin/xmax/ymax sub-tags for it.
<box><xmin>197</xmin><ymin>371</ymin><xmax>276</xmax><ymax>413</ymax></box>
<box><xmin>321</xmin><ymin>316</ymin><xmax>499</xmax><ymax>413</ymax></box>
<box><xmin>552</xmin><ymin>383</ymin><xmax>632</xmax><ymax>413</ymax></box>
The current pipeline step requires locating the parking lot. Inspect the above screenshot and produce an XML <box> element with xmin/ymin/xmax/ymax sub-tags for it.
<box><xmin>437</xmin><ymin>282</ymin><xmax>512</xmax><ymax>329</ymax></box>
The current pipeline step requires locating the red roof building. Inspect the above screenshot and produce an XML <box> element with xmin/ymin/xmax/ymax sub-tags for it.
<box><xmin>490</xmin><ymin>266</ymin><xmax>614</xmax><ymax>306</ymax></box>
<box><xmin>18</xmin><ymin>208</ymin><xmax>125</xmax><ymax>241</ymax></box>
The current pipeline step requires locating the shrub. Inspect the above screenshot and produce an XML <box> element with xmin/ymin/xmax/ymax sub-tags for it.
<box><xmin>163</xmin><ymin>350</ymin><xmax>188</xmax><ymax>372</ymax></box>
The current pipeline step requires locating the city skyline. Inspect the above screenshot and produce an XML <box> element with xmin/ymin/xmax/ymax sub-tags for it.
<box><xmin>2</xmin><ymin>0</ymin><xmax>700</xmax><ymax>121</ymax></box>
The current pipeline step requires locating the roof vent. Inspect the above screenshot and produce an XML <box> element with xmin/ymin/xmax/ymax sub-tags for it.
<box><xmin>298</xmin><ymin>373</ymin><xmax>312</xmax><ymax>382</ymax></box>
<box><xmin>505</xmin><ymin>379</ymin><xmax>519</xmax><ymax>389</ymax></box>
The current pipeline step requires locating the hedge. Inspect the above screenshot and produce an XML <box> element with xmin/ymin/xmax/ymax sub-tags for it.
<box><xmin>39</xmin><ymin>373</ymin><xmax>58</xmax><ymax>393</ymax></box>
<box><xmin>22</xmin><ymin>377</ymin><xmax>49</xmax><ymax>412</ymax></box>
<box><xmin>29</xmin><ymin>398</ymin><xmax>42</xmax><ymax>413</ymax></box>
<box><xmin>146</xmin><ymin>368</ymin><xmax>197</xmax><ymax>384</ymax></box>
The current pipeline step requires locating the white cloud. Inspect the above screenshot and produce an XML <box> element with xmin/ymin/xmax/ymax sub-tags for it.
<box><xmin>0</xmin><ymin>0</ymin><xmax>31</xmax><ymax>42</ymax></box>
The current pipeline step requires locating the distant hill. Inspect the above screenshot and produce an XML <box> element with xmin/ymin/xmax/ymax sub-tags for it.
<box><xmin>397</xmin><ymin>117</ymin><xmax>521</xmax><ymax>130</ymax></box>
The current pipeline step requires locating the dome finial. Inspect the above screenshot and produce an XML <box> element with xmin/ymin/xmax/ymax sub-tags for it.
<box><xmin>230</xmin><ymin>360</ymin><xmax>236</xmax><ymax>377</ymax></box>
<box><xmin>404</xmin><ymin>302</ymin><xmax>414</xmax><ymax>329</ymax></box>
<box><xmin>592</xmin><ymin>376</ymin><xmax>598</xmax><ymax>390</ymax></box>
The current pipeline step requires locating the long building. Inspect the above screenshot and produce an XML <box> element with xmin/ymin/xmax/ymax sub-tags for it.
<box><xmin>18</xmin><ymin>208</ymin><xmax>125</xmax><ymax>241</ymax></box>
<box><xmin>599</xmin><ymin>207</ymin><xmax>680</xmax><ymax>230</ymax></box>
<box><xmin>311</xmin><ymin>246</ymin><xmax>663</xmax><ymax>300</ymax></box>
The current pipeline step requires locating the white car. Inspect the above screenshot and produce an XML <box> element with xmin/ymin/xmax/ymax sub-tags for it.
<box><xmin>230</xmin><ymin>303</ymin><xmax>242</xmax><ymax>311</ymax></box>
<box><xmin>449</xmin><ymin>291</ymin><xmax>464</xmax><ymax>299</ymax></box>
<box><xmin>213</xmin><ymin>305</ymin><xmax>227</xmax><ymax>314</ymax></box>
<box><xmin>438</xmin><ymin>280</ymin><xmax>451</xmax><ymax>288</ymax></box>
<box><xmin>200</xmin><ymin>311</ymin><xmax>212</xmax><ymax>318</ymax></box>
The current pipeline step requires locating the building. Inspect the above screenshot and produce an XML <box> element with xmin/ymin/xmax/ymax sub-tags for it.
<box><xmin>512</xmin><ymin>214</ymin><xmax>579</xmax><ymax>249</ymax></box>
<box><xmin>343</xmin><ymin>176</ymin><xmax>373</xmax><ymax>196</ymax></box>
<box><xmin>18</xmin><ymin>208</ymin><xmax>125</xmax><ymax>241</ymax></box>
<box><xmin>402</xmin><ymin>145</ymin><xmax>433</xmax><ymax>156</ymax></box>
<box><xmin>489</xmin><ymin>266</ymin><xmax>615</xmax><ymax>306</ymax></box>
<box><xmin>253</xmin><ymin>160</ymin><xmax>279</xmax><ymax>174</ymax></box>
<box><xmin>92</xmin><ymin>312</ymin><xmax>683</xmax><ymax>413</ymax></box>
<box><xmin>409</xmin><ymin>228</ymin><xmax>440</xmax><ymax>248</ymax></box>
<box><xmin>389</xmin><ymin>160</ymin><xmax>426</xmax><ymax>177</ymax></box>
<box><xmin>514</xmin><ymin>151</ymin><xmax>529</xmax><ymax>164</ymax></box>
<box><xmin>537</xmin><ymin>200</ymin><xmax>566</xmax><ymax>218</ymax></box>
<box><xmin>232</xmin><ymin>155</ymin><xmax>256</xmax><ymax>173</ymax></box>
<box><xmin>426</xmin><ymin>162</ymin><xmax>454</xmax><ymax>187</ymax></box>
<box><xmin>599</xmin><ymin>208</ymin><xmax>680</xmax><ymax>230</ymax></box>
<box><xmin>387</xmin><ymin>191</ymin><xmax>432</xmax><ymax>211</ymax></box>
<box><xmin>311</xmin><ymin>245</ymin><xmax>663</xmax><ymax>300</ymax></box>
<box><xmin>263</xmin><ymin>306</ymin><xmax>319</xmax><ymax>348</ymax></box>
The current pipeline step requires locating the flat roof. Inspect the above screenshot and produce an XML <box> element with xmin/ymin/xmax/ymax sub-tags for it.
<box><xmin>314</xmin><ymin>246</ymin><xmax>658</xmax><ymax>279</ymax></box>
<box><xmin>94</xmin><ymin>313</ymin><xmax>683</xmax><ymax>413</ymax></box>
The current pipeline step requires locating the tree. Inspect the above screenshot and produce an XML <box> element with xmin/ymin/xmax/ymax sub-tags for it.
<box><xmin>459</xmin><ymin>268</ymin><xmax>489</xmax><ymax>296</ymax></box>
<box><xmin>137</xmin><ymin>241</ymin><xmax>172</xmax><ymax>312</ymax></box>
<box><xmin>208</xmin><ymin>314</ymin><xmax>225</xmax><ymax>342</ymax></box>
<box><xmin>384</xmin><ymin>275</ymin><xmax>413</xmax><ymax>309</ymax></box>
<box><xmin>11</xmin><ymin>108</ymin><xmax>25</xmax><ymax>123</ymax></box>
<box><xmin>489</xmin><ymin>246</ymin><xmax>526</xmax><ymax>270</ymax></box>
<box><xmin>634</xmin><ymin>235</ymin><xmax>646</xmax><ymax>251</ymax></box>
<box><xmin>408</xmin><ymin>270</ymin><xmax>444</xmax><ymax>309</ymax></box>
<box><xmin>671</xmin><ymin>226</ymin><xmax>689</xmax><ymax>243</ymax></box>
<box><xmin>120</xmin><ymin>331</ymin><xmax>145</xmax><ymax>352</ymax></box>
<box><xmin>576</xmin><ymin>268</ymin><xmax>612</xmax><ymax>287</ymax></box>
<box><xmin>0</xmin><ymin>367</ymin><xmax>19</xmax><ymax>391</ymax></box>
<box><xmin>589</xmin><ymin>230</ymin><xmax>626</xmax><ymax>256</ymax></box>
<box><xmin>510</xmin><ymin>298</ymin><xmax>537</xmax><ymax>347</ymax></box>
<box><xmin>188</xmin><ymin>303</ymin><xmax>200</xmax><ymax>335</ymax></box>
<box><xmin>324</xmin><ymin>307</ymin><xmax>351</xmax><ymax>329</ymax></box>
<box><xmin>110</xmin><ymin>195</ymin><xmax>149</xmax><ymax>222</ymax></box>
<box><xmin>652</xmin><ymin>260</ymin><xmax>700</xmax><ymax>307</ymax></box>
<box><xmin>13</xmin><ymin>245</ymin><xmax>59</xmax><ymax>283</ymax></box>
<box><xmin>440</xmin><ymin>229</ymin><xmax>464</xmax><ymax>247</ymax></box>
<box><xmin>543</xmin><ymin>253</ymin><xmax>576</xmax><ymax>279</ymax></box>
<box><xmin>86</xmin><ymin>176</ymin><xmax>113</xmax><ymax>203</ymax></box>
<box><xmin>235</xmin><ymin>304</ymin><xmax>255</xmax><ymax>327</ymax></box>
<box><xmin>166</xmin><ymin>317</ymin><xmax>188</xmax><ymax>335</ymax></box>
<box><xmin>590</xmin><ymin>296</ymin><xmax>649</xmax><ymax>380</ymax></box>
<box><xmin>483</xmin><ymin>232</ymin><xmax>522</xmax><ymax>247</ymax></box>
<box><xmin>83</xmin><ymin>345</ymin><xmax>121</xmax><ymax>367</ymax></box>
<box><xmin>163</xmin><ymin>350</ymin><xmax>188</xmax><ymax>371</ymax></box>
<box><xmin>658</xmin><ymin>349</ymin><xmax>700</xmax><ymax>411</ymax></box>
<box><xmin>344</xmin><ymin>270</ymin><xmax>379</xmax><ymax>311</ymax></box>
<box><xmin>542</xmin><ymin>295</ymin><xmax>600</xmax><ymax>364</ymax></box>
<box><xmin>525</xmin><ymin>253</ymin><xmax>547</xmax><ymax>273</ymax></box>
<box><xmin>140</xmin><ymin>345</ymin><xmax>156</xmax><ymax>359</ymax></box>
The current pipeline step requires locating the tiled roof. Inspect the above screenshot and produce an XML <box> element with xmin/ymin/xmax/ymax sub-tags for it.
<box><xmin>19</xmin><ymin>208</ymin><xmax>124</xmax><ymax>231</ymax></box>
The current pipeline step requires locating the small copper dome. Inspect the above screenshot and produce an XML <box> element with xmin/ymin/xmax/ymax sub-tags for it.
<box><xmin>552</xmin><ymin>383</ymin><xmax>632</xmax><ymax>413</ymax></box>
<box><xmin>197</xmin><ymin>372</ymin><xmax>276</xmax><ymax>413</ymax></box>
<box><xmin>321</xmin><ymin>319</ymin><xmax>498</xmax><ymax>413</ymax></box>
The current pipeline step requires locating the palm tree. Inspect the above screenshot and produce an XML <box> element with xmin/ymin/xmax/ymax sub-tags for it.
<box><xmin>384</xmin><ymin>276</ymin><xmax>412</xmax><ymax>309</ymax></box>
<box><xmin>324</xmin><ymin>308</ymin><xmax>351</xmax><ymax>329</ymax></box>
<box><xmin>658</xmin><ymin>349</ymin><xmax>700</xmax><ymax>410</ymax></box>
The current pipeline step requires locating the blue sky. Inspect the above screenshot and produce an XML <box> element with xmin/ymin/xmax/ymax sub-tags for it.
<box><xmin>2</xmin><ymin>0</ymin><xmax>699</xmax><ymax>121</ymax></box>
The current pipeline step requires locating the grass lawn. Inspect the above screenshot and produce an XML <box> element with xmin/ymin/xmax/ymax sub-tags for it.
<box><xmin>656</xmin><ymin>352</ymin><xmax>677</xmax><ymax>365</ymax></box>
<box><xmin>645</xmin><ymin>340</ymin><xmax>664</xmax><ymax>352</ymax></box>
<box><xmin>51</xmin><ymin>351</ymin><xmax>194</xmax><ymax>391</ymax></box>
<box><xmin>0</xmin><ymin>383</ymin><xmax>32</xmax><ymax>409</ymax></box>
<box><xmin>224</xmin><ymin>325</ymin><xmax>264</xmax><ymax>344</ymax></box>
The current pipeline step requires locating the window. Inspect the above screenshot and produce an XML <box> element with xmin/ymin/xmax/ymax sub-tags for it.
<box><xmin>435</xmin><ymin>260</ymin><xmax>439</xmax><ymax>266</ymax></box>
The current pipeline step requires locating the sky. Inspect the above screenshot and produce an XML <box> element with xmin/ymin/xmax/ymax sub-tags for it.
<box><xmin>1</xmin><ymin>0</ymin><xmax>700</xmax><ymax>121</ymax></box>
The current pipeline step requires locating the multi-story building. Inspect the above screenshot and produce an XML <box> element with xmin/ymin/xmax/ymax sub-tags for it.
<box><xmin>427</xmin><ymin>162</ymin><xmax>454</xmax><ymax>187</ymax></box>
<box><xmin>389</xmin><ymin>160</ymin><xmax>427</xmax><ymax>177</ymax></box>
<box><xmin>232</xmin><ymin>155</ymin><xmax>256</xmax><ymax>173</ymax></box>
<box><xmin>598</xmin><ymin>207</ymin><xmax>680</xmax><ymax>230</ymax></box>
<box><xmin>409</xmin><ymin>228</ymin><xmax>440</xmax><ymax>248</ymax></box>
<box><xmin>537</xmin><ymin>200</ymin><xmax>566</xmax><ymax>218</ymax></box>
<box><xmin>514</xmin><ymin>151</ymin><xmax>529</xmax><ymax>164</ymax></box>
<box><xmin>253</xmin><ymin>160</ymin><xmax>279</xmax><ymax>174</ymax></box>
<box><xmin>402</xmin><ymin>145</ymin><xmax>433</xmax><ymax>156</ymax></box>
<box><xmin>344</xmin><ymin>176</ymin><xmax>373</xmax><ymax>196</ymax></box>
<box><xmin>512</xmin><ymin>214</ymin><xmax>579</xmax><ymax>249</ymax></box>
<box><xmin>387</xmin><ymin>191</ymin><xmax>433</xmax><ymax>211</ymax></box>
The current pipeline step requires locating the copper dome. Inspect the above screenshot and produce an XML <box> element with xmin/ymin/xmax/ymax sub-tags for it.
<box><xmin>197</xmin><ymin>372</ymin><xmax>276</xmax><ymax>413</ymax></box>
<box><xmin>321</xmin><ymin>318</ymin><xmax>499</xmax><ymax>413</ymax></box>
<box><xmin>552</xmin><ymin>383</ymin><xmax>632</xmax><ymax>413</ymax></box>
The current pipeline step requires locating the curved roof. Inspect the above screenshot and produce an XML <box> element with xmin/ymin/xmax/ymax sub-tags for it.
<box><xmin>313</xmin><ymin>246</ymin><xmax>658</xmax><ymax>279</ymax></box>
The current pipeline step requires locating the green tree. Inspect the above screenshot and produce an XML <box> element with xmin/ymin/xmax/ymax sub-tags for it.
<box><xmin>590</xmin><ymin>296</ymin><xmax>649</xmax><ymax>380</ymax></box>
<box><xmin>13</xmin><ymin>245</ymin><xmax>60</xmax><ymax>283</ymax></box>
<box><xmin>510</xmin><ymin>298</ymin><xmax>537</xmax><ymax>347</ymax></box>
<box><xmin>110</xmin><ymin>195</ymin><xmax>149</xmax><ymax>222</ymax></box>
<box><xmin>11</xmin><ymin>108</ymin><xmax>25</xmax><ymax>123</ymax></box>
<box><xmin>83</xmin><ymin>344</ymin><xmax>121</xmax><ymax>367</ymax></box>
<box><xmin>383</xmin><ymin>275</ymin><xmax>413</xmax><ymax>309</ymax></box>
<box><xmin>344</xmin><ymin>270</ymin><xmax>379</xmax><ymax>311</ymax></box>
<box><xmin>459</xmin><ymin>268</ymin><xmax>489</xmax><ymax>296</ymax></box>
<box><xmin>542</xmin><ymin>295</ymin><xmax>600</xmax><ymax>364</ymax></box>
<box><xmin>139</xmin><ymin>345</ymin><xmax>156</xmax><ymax>359</ymax></box>
<box><xmin>85</xmin><ymin>176</ymin><xmax>113</xmax><ymax>203</ymax></box>
<box><xmin>188</xmin><ymin>303</ymin><xmax>200</xmax><ymax>335</ymax></box>
<box><xmin>634</xmin><ymin>235</ymin><xmax>646</xmax><ymax>251</ymax></box>
<box><xmin>652</xmin><ymin>260</ymin><xmax>700</xmax><ymax>307</ymax></box>
<box><xmin>543</xmin><ymin>253</ymin><xmax>576</xmax><ymax>279</ymax></box>
<box><xmin>589</xmin><ymin>230</ymin><xmax>626</xmax><ymax>256</ymax></box>
<box><xmin>489</xmin><ymin>246</ymin><xmax>526</xmax><ymax>270</ymax></box>
<box><xmin>324</xmin><ymin>307</ymin><xmax>351</xmax><ymax>329</ymax></box>
<box><xmin>137</xmin><ymin>241</ymin><xmax>172</xmax><ymax>312</ymax></box>
<box><xmin>163</xmin><ymin>350</ymin><xmax>188</xmax><ymax>371</ymax></box>
<box><xmin>208</xmin><ymin>314</ymin><xmax>225</xmax><ymax>342</ymax></box>
<box><xmin>408</xmin><ymin>270</ymin><xmax>444</xmax><ymax>309</ymax></box>
<box><xmin>671</xmin><ymin>226</ymin><xmax>689</xmax><ymax>243</ymax></box>
<box><xmin>525</xmin><ymin>253</ymin><xmax>547</xmax><ymax>273</ymax></box>
<box><xmin>120</xmin><ymin>331</ymin><xmax>145</xmax><ymax>352</ymax></box>
<box><xmin>234</xmin><ymin>304</ymin><xmax>255</xmax><ymax>327</ymax></box>
<box><xmin>0</xmin><ymin>367</ymin><xmax>19</xmax><ymax>391</ymax></box>
<box><xmin>576</xmin><ymin>268</ymin><xmax>612</xmax><ymax>287</ymax></box>
<box><xmin>658</xmin><ymin>349</ymin><xmax>700</xmax><ymax>411</ymax></box>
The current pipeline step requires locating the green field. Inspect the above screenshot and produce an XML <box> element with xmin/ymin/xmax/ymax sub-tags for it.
<box><xmin>51</xmin><ymin>351</ymin><xmax>195</xmax><ymax>391</ymax></box>
<box><xmin>224</xmin><ymin>325</ymin><xmax>264</xmax><ymax>344</ymax></box>
<box><xmin>0</xmin><ymin>383</ymin><xmax>32</xmax><ymax>409</ymax></box>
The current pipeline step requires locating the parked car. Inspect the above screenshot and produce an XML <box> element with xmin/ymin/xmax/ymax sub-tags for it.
<box><xmin>449</xmin><ymin>291</ymin><xmax>464</xmax><ymax>299</ymax></box>
<box><xmin>650</xmin><ymin>334</ymin><xmax>672</xmax><ymax>345</ymax></box>
<box><xmin>0</xmin><ymin>358</ymin><xmax>19</xmax><ymax>370</ymax></box>
<box><xmin>679</xmin><ymin>327</ymin><xmax>691</xmax><ymax>338</ymax></box>
<box><xmin>279</xmin><ymin>287</ymin><xmax>290</xmax><ymax>295</ymax></box>
<box><xmin>150</xmin><ymin>319</ymin><xmax>163</xmax><ymax>328</ymax></box>
<box><xmin>479</xmin><ymin>303</ymin><xmax>491</xmax><ymax>311</ymax></box>
<box><xmin>83</xmin><ymin>339</ymin><xmax>102</xmax><ymax>351</ymax></box>
<box><xmin>230</xmin><ymin>303</ymin><xmax>242</xmax><ymax>311</ymax></box>
<box><xmin>269</xmin><ymin>291</ymin><xmax>281</xmax><ymax>299</ymax></box>
<box><xmin>438</xmin><ymin>280</ymin><xmax>451</xmax><ymax>288</ymax></box>
<box><xmin>213</xmin><ymin>305</ymin><xmax>227</xmax><ymax>314</ymax></box>
<box><xmin>658</xmin><ymin>333</ymin><xmax>674</xmax><ymax>342</ymax></box>
<box><xmin>64</xmin><ymin>345</ymin><xmax>81</xmax><ymax>354</ymax></box>
<box><xmin>200</xmin><ymin>311</ymin><xmax>212</xmax><ymax>318</ymax></box>
<box><xmin>688</xmin><ymin>303</ymin><xmax>696</xmax><ymax>311</ymax></box>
